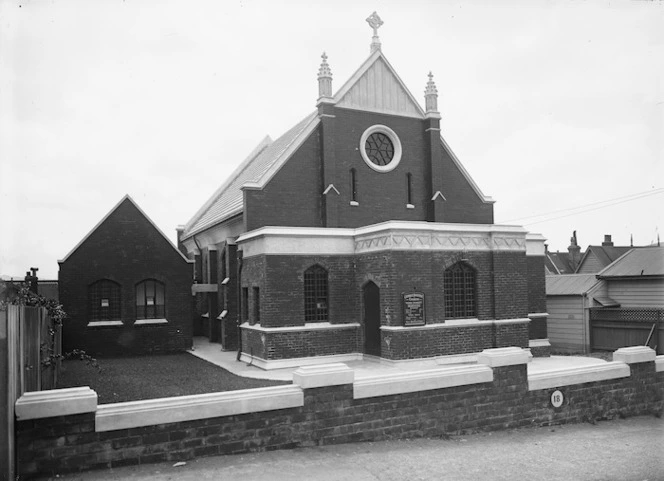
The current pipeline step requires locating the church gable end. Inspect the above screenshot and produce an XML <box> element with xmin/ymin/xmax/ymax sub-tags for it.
<box><xmin>336</xmin><ymin>55</ymin><xmax>424</xmax><ymax>119</ymax></box>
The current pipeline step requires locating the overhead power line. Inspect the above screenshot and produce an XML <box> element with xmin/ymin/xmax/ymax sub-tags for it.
<box><xmin>511</xmin><ymin>189</ymin><xmax>664</xmax><ymax>225</ymax></box>
<box><xmin>512</xmin><ymin>188</ymin><xmax>664</xmax><ymax>227</ymax></box>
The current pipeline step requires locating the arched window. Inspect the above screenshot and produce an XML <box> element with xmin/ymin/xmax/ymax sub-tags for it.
<box><xmin>444</xmin><ymin>262</ymin><xmax>476</xmax><ymax>319</ymax></box>
<box><xmin>304</xmin><ymin>265</ymin><xmax>328</xmax><ymax>322</ymax></box>
<box><xmin>136</xmin><ymin>279</ymin><xmax>165</xmax><ymax>319</ymax></box>
<box><xmin>89</xmin><ymin>279</ymin><xmax>121</xmax><ymax>321</ymax></box>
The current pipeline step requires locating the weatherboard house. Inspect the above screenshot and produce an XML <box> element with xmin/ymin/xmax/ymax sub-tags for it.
<box><xmin>179</xmin><ymin>14</ymin><xmax>549</xmax><ymax>369</ymax></box>
<box><xmin>59</xmin><ymin>196</ymin><xmax>194</xmax><ymax>356</ymax></box>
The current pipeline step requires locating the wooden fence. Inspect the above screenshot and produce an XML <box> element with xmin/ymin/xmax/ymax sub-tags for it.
<box><xmin>1</xmin><ymin>304</ymin><xmax>61</xmax><ymax>481</ymax></box>
<box><xmin>590</xmin><ymin>307</ymin><xmax>663</xmax><ymax>354</ymax></box>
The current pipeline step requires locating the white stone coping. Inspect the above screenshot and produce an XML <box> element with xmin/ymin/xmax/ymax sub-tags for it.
<box><xmin>293</xmin><ymin>363</ymin><xmax>354</xmax><ymax>388</ymax></box>
<box><xmin>381</xmin><ymin>318</ymin><xmax>529</xmax><ymax>331</ymax></box>
<box><xmin>95</xmin><ymin>385</ymin><xmax>303</xmax><ymax>432</ymax></box>
<box><xmin>493</xmin><ymin>318</ymin><xmax>531</xmax><ymax>325</ymax></box>
<box><xmin>529</xmin><ymin>339</ymin><xmax>551</xmax><ymax>348</ymax></box>
<box><xmin>656</xmin><ymin>356</ymin><xmax>664</xmax><ymax>372</ymax></box>
<box><xmin>134</xmin><ymin>318</ymin><xmax>168</xmax><ymax>325</ymax></box>
<box><xmin>240</xmin><ymin>322</ymin><xmax>360</xmax><ymax>332</ymax></box>
<box><xmin>236</xmin><ymin>221</ymin><xmax>529</xmax><ymax>258</ymax></box>
<box><xmin>526</xmin><ymin>233</ymin><xmax>546</xmax><ymax>256</ymax></box>
<box><xmin>15</xmin><ymin>387</ymin><xmax>98</xmax><ymax>421</ymax></box>
<box><xmin>477</xmin><ymin>347</ymin><xmax>532</xmax><ymax>367</ymax></box>
<box><xmin>613</xmin><ymin>346</ymin><xmax>656</xmax><ymax>364</ymax></box>
<box><xmin>353</xmin><ymin>364</ymin><xmax>493</xmax><ymax>399</ymax></box>
<box><xmin>528</xmin><ymin>312</ymin><xmax>549</xmax><ymax>318</ymax></box>
<box><xmin>191</xmin><ymin>284</ymin><xmax>218</xmax><ymax>293</ymax></box>
<box><xmin>528</xmin><ymin>362</ymin><xmax>630</xmax><ymax>391</ymax></box>
<box><xmin>87</xmin><ymin>320</ymin><xmax>123</xmax><ymax>327</ymax></box>
<box><xmin>240</xmin><ymin>352</ymin><xmax>363</xmax><ymax>371</ymax></box>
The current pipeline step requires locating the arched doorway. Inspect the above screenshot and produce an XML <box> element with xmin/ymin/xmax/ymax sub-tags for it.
<box><xmin>363</xmin><ymin>281</ymin><xmax>381</xmax><ymax>356</ymax></box>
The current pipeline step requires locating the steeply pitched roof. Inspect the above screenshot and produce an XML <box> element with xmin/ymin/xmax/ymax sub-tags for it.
<box><xmin>576</xmin><ymin>245</ymin><xmax>632</xmax><ymax>273</ymax></box>
<box><xmin>545</xmin><ymin>251</ymin><xmax>577</xmax><ymax>275</ymax></box>
<box><xmin>546</xmin><ymin>274</ymin><xmax>600</xmax><ymax>296</ymax></box>
<box><xmin>59</xmin><ymin>195</ymin><xmax>192</xmax><ymax>264</ymax></box>
<box><xmin>597</xmin><ymin>247</ymin><xmax>664</xmax><ymax>278</ymax></box>
<box><xmin>182</xmin><ymin>112</ymin><xmax>319</xmax><ymax>239</ymax></box>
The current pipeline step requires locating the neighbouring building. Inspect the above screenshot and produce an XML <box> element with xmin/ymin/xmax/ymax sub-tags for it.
<box><xmin>545</xmin><ymin>231</ymin><xmax>582</xmax><ymax>275</ymax></box>
<box><xmin>59</xmin><ymin>195</ymin><xmax>194</xmax><ymax>356</ymax></box>
<box><xmin>575</xmin><ymin>234</ymin><xmax>633</xmax><ymax>274</ymax></box>
<box><xmin>179</xmin><ymin>14</ymin><xmax>549</xmax><ymax>369</ymax></box>
<box><xmin>546</xmin><ymin>246</ymin><xmax>664</xmax><ymax>354</ymax></box>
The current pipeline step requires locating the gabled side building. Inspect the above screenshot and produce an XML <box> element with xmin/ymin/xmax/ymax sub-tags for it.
<box><xmin>59</xmin><ymin>195</ymin><xmax>194</xmax><ymax>356</ymax></box>
<box><xmin>179</xmin><ymin>15</ymin><xmax>549</xmax><ymax>369</ymax></box>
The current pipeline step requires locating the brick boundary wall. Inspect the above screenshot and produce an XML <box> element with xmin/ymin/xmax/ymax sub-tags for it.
<box><xmin>15</xmin><ymin>347</ymin><xmax>664</xmax><ymax>477</ymax></box>
<box><xmin>241</xmin><ymin>319</ymin><xmax>530</xmax><ymax>363</ymax></box>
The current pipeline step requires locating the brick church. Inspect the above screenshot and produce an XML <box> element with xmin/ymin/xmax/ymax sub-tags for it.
<box><xmin>179</xmin><ymin>13</ymin><xmax>549</xmax><ymax>369</ymax></box>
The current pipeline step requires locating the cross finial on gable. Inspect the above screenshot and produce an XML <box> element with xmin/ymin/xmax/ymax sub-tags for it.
<box><xmin>424</xmin><ymin>71</ymin><xmax>439</xmax><ymax>114</ymax></box>
<box><xmin>366</xmin><ymin>11</ymin><xmax>383</xmax><ymax>53</ymax></box>
<box><xmin>317</xmin><ymin>51</ymin><xmax>333</xmax><ymax>100</ymax></box>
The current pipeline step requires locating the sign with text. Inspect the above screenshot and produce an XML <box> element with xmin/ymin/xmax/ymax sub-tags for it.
<box><xmin>402</xmin><ymin>292</ymin><xmax>425</xmax><ymax>326</ymax></box>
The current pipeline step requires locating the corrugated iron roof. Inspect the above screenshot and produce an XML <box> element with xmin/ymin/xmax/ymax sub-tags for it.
<box><xmin>598</xmin><ymin>247</ymin><xmax>664</xmax><ymax>277</ymax></box>
<box><xmin>546</xmin><ymin>274</ymin><xmax>600</xmax><ymax>295</ymax></box>
<box><xmin>182</xmin><ymin>112</ymin><xmax>319</xmax><ymax>239</ymax></box>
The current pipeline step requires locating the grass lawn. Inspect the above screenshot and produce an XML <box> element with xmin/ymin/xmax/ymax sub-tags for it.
<box><xmin>57</xmin><ymin>353</ymin><xmax>289</xmax><ymax>404</ymax></box>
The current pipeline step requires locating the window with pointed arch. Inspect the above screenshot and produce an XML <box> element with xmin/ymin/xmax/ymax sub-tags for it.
<box><xmin>136</xmin><ymin>279</ymin><xmax>165</xmax><ymax>319</ymax></box>
<box><xmin>444</xmin><ymin>262</ymin><xmax>477</xmax><ymax>319</ymax></box>
<box><xmin>304</xmin><ymin>265</ymin><xmax>328</xmax><ymax>322</ymax></box>
<box><xmin>89</xmin><ymin>279</ymin><xmax>121</xmax><ymax>322</ymax></box>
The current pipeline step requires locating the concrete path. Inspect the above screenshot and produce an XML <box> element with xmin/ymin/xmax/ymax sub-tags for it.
<box><xmin>188</xmin><ymin>337</ymin><xmax>608</xmax><ymax>382</ymax></box>
<box><xmin>37</xmin><ymin>415</ymin><xmax>664</xmax><ymax>481</ymax></box>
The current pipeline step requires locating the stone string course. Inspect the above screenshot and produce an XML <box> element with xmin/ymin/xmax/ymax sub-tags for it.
<box><xmin>16</xmin><ymin>349</ymin><xmax>664</xmax><ymax>477</ymax></box>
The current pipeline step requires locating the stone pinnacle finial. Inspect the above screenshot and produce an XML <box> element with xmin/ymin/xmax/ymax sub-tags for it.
<box><xmin>366</xmin><ymin>11</ymin><xmax>383</xmax><ymax>53</ymax></box>
<box><xmin>317</xmin><ymin>52</ymin><xmax>333</xmax><ymax>99</ymax></box>
<box><xmin>424</xmin><ymin>71</ymin><xmax>439</xmax><ymax>113</ymax></box>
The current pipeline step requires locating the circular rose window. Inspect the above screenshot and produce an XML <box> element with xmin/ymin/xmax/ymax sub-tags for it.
<box><xmin>359</xmin><ymin>125</ymin><xmax>402</xmax><ymax>173</ymax></box>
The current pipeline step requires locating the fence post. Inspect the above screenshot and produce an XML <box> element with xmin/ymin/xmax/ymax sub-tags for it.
<box><xmin>1</xmin><ymin>305</ymin><xmax>21</xmax><ymax>481</ymax></box>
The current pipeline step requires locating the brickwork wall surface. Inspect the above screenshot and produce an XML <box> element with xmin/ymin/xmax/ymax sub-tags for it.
<box><xmin>59</xmin><ymin>199</ymin><xmax>193</xmax><ymax>356</ymax></box>
<box><xmin>18</xmin><ymin>365</ymin><xmax>663</xmax><ymax>477</ymax></box>
<box><xmin>381</xmin><ymin>325</ymin><xmax>494</xmax><ymax>360</ymax></box>
<box><xmin>526</xmin><ymin>256</ymin><xmax>547</xmax><ymax>314</ymax></box>
<box><xmin>493</xmin><ymin>252</ymin><xmax>528</xmax><ymax>320</ymax></box>
<box><xmin>243</xmin><ymin>326</ymin><xmax>361</xmax><ymax>360</ymax></box>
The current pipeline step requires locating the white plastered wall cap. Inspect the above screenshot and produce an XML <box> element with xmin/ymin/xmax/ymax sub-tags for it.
<box><xmin>15</xmin><ymin>387</ymin><xmax>98</xmax><ymax>420</ymax></box>
<box><xmin>613</xmin><ymin>346</ymin><xmax>656</xmax><ymax>364</ymax></box>
<box><xmin>477</xmin><ymin>347</ymin><xmax>532</xmax><ymax>368</ymax></box>
<box><xmin>292</xmin><ymin>363</ymin><xmax>355</xmax><ymax>388</ymax></box>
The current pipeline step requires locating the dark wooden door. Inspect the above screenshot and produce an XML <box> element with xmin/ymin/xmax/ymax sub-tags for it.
<box><xmin>363</xmin><ymin>282</ymin><xmax>381</xmax><ymax>356</ymax></box>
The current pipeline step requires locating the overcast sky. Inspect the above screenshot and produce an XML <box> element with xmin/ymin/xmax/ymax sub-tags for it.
<box><xmin>1</xmin><ymin>0</ymin><xmax>662</xmax><ymax>279</ymax></box>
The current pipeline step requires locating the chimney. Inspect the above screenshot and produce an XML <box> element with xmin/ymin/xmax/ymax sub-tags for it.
<box><xmin>602</xmin><ymin>234</ymin><xmax>613</xmax><ymax>247</ymax></box>
<box><xmin>176</xmin><ymin>225</ymin><xmax>187</xmax><ymax>256</ymax></box>
<box><xmin>568</xmin><ymin>230</ymin><xmax>581</xmax><ymax>271</ymax></box>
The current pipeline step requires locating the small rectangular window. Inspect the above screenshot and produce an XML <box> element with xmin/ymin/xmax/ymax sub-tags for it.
<box><xmin>350</xmin><ymin>169</ymin><xmax>357</xmax><ymax>202</ymax></box>
<box><xmin>253</xmin><ymin>287</ymin><xmax>260</xmax><ymax>324</ymax></box>
<box><xmin>101</xmin><ymin>299</ymin><xmax>109</xmax><ymax>308</ymax></box>
<box><xmin>242</xmin><ymin>287</ymin><xmax>249</xmax><ymax>323</ymax></box>
<box><xmin>406</xmin><ymin>173</ymin><xmax>412</xmax><ymax>205</ymax></box>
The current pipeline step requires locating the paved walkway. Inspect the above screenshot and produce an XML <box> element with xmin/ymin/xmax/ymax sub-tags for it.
<box><xmin>38</xmin><ymin>416</ymin><xmax>664</xmax><ymax>480</ymax></box>
<box><xmin>188</xmin><ymin>337</ymin><xmax>608</xmax><ymax>382</ymax></box>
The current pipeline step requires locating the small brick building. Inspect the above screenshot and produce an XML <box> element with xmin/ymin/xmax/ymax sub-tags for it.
<box><xmin>59</xmin><ymin>195</ymin><xmax>194</xmax><ymax>356</ymax></box>
<box><xmin>179</xmin><ymin>17</ymin><xmax>549</xmax><ymax>368</ymax></box>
